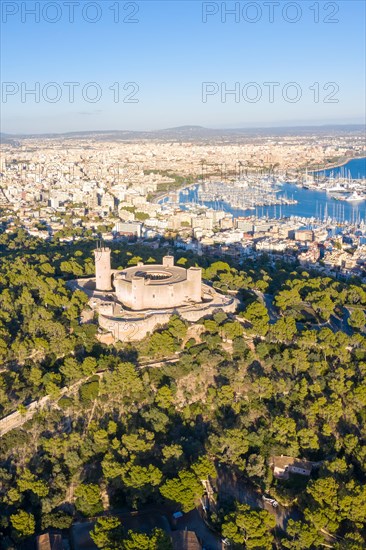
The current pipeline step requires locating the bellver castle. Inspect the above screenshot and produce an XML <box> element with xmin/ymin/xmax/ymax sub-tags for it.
<box><xmin>72</xmin><ymin>247</ymin><xmax>238</xmax><ymax>342</ymax></box>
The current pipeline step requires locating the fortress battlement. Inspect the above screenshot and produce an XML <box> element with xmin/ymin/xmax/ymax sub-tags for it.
<box><xmin>94</xmin><ymin>252</ymin><xmax>202</xmax><ymax>311</ymax></box>
<box><xmin>72</xmin><ymin>251</ymin><xmax>237</xmax><ymax>341</ymax></box>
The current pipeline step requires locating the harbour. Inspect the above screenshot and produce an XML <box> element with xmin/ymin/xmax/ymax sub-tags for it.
<box><xmin>161</xmin><ymin>158</ymin><xmax>366</xmax><ymax>224</ymax></box>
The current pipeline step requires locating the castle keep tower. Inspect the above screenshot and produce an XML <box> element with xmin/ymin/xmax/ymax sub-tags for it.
<box><xmin>94</xmin><ymin>247</ymin><xmax>112</xmax><ymax>291</ymax></box>
<box><xmin>186</xmin><ymin>267</ymin><xmax>202</xmax><ymax>303</ymax></box>
<box><xmin>162</xmin><ymin>255</ymin><xmax>174</xmax><ymax>268</ymax></box>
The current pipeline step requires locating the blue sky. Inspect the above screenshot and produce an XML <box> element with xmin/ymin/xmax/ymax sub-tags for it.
<box><xmin>1</xmin><ymin>0</ymin><xmax>365</xmax><ymax>133</ymax></box>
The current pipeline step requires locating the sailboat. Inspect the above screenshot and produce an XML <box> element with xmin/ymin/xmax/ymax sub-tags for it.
<box><xmin>302</xmin><ymin>168</ymin><xmax>314</xmax><ymax>188</ymax></box>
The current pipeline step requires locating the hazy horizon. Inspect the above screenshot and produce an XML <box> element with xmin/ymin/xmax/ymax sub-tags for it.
<box><xmin>2</xmin><ymin>121</ymin><xmax>366</xmax><ymax>139</ymax></box>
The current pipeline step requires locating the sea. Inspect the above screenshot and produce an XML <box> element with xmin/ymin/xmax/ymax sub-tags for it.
<box><xmin>315</xmin><ymin>157</ymin><xmax>366</xmax><ymax>180</ymax></box>
<box><xmin>174</xmin><ymin>158</ymin><xmax>366</xmax><ymax>224</ymax></box>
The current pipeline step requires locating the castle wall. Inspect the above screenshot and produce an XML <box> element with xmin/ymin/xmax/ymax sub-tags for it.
<box><xmin>114</xmin><ymin>268</ymin><xmax>202</xmax><ymax>310</ymax></box>
<box><xmin>98</xmin><ymin>292</ymin><xmax>239</xmax><ymax>342</ymax></box>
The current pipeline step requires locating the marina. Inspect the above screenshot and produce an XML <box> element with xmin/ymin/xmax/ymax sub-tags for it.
<box><xmin>196</xmin><ymin>177</ymin><xmax>298</xmax><ymax>209</ymax></box>
<box><xmin>301</xmin><ymin>158</ymin><xmax>366</xmax><ymax>202</ymax></box>
<box><xmin>160</xmin><ymin>158</ymin><xmax>366</xmax><ymax>224</ymax></box>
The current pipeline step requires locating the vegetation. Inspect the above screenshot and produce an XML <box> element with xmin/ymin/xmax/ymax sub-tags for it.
<box><xmin>143</xmin><ymin>170</ymin><xmax>198</xmax><ymax>199</ymax></box>
<box><xmin>0</xmin><ymin>231</ymin><xmax>365</xmax><ymax>549</ymax></box>
<box><xmin>91</xmin><ymin>517</ymin><xmax>172</xmax><ymax>550</ymax></box>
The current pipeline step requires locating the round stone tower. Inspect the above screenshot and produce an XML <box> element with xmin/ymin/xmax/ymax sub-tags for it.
<box><xmin>186</xmin><ymin>267</ymin><xmax>202</xmax><ymax>303</ymax></box>
<box><xmin>94</xmin><ymin>247</ymin><xmax>112</xmax><ymax>291</ymax></box>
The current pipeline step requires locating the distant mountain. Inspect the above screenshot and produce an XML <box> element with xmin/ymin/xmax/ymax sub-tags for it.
<box><xmin>1</xmin><ymin>124</ymin><xmax>365</xmax><ymax>144</ymax></box>
<box><xmin>0</xmin><ymin>133</ymin><xmax>21</xmax><ymax>146</ymax></box>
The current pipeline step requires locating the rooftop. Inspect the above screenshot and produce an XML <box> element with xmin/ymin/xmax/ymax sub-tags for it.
<box><xmin>114</xmin><ymin>263</ymin><xmax>189</xmax><ymax>285</ymax></box>
<box><xmin>171</xmin><ymin>531</ymin><xmax>202</xmax><ymax>550</ymax></box>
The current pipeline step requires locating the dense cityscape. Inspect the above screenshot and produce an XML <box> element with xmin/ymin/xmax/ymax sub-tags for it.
<box><xmin>1</xmin><ymin>130</ymin><xmax>366</xmax><ymax>283</ymax></box>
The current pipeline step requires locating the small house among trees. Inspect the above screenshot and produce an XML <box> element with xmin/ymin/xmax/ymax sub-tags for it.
<box><xmin>270</xmin><ymin>456</ymin><xmax>312</xmax><ymax>479</ymax></box>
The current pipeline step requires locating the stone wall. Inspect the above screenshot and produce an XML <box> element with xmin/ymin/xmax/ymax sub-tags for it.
<box><xmin>114</xmin><ymin>267</ymin><xmax>202</xmax><ymax>311</ymax></box>
<box><xmin>98</xmin><ymin>293</ymin><xmax>239</xmax><ymax>342</ymax></box>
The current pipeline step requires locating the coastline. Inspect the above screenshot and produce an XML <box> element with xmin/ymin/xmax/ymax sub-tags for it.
<box><xmin>154</xmin><ymin>156</ymin><xmax>366</xmax><ymax>208</ymax></box>
<box><xmin>310</xmin><ymin>155</ymin><xmax>366</xmax><ymax>174</ymax></box>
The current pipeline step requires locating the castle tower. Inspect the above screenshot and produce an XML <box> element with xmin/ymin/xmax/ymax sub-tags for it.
<box><xmin>186</xmin><ymin>267</ymin><xmax>202</xmax><ymax>302</ymax></box>
<box><xmin>162</xmin><ymin>255</ymin><xmax>174</xmax><ymax>268</ymax></box>
<box><xmin>94</xmin><ymin>247</ymin><xmax>112</xmax><ymax>291</ymax></box>
<box><xmin>131</xmin><ymin>275</ymin><xmax>145</xmax><ymax>310</ymax></box>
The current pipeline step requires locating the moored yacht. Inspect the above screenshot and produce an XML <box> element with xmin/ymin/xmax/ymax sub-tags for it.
<box><xmin>345</xmin><ymin>191</ymin><xmax>365</xmax><ymax>202</ymax></box>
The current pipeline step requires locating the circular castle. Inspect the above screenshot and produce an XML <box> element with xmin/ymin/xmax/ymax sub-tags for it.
<box><xmin>73</xmin><ymin>247</ymin><xmax>238</xmax><ymax>342</ymax></box>
<box><xmin>113</xmin><ymin>256</ymin><xmax>202</xmax><ymax>311</ymax></box>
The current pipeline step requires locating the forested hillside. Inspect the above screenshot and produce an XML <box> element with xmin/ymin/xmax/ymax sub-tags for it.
<box><xmin>0</xmin><ymin>230</ymin><xmax>365</xmax><ymax>549</ymax></box>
